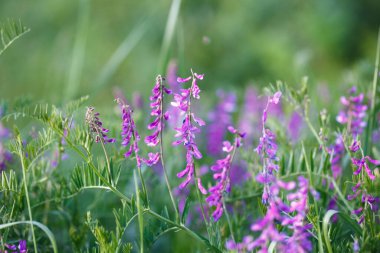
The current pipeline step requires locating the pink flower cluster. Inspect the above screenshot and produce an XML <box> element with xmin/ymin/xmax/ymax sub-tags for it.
<box><xmin>145</xmin><ymin>75</ymin><xmax>172</xmax><ymax>147</ymax></box>
<box><xmin>206</xmin><ymin>126</ymin><xmax>245</xmax><ymax>221</ymax></box>
<box><xmin>172</xmin><ymin>70</ymin><xmax>205</xmax><ymax>190</ymax></box>
<box><xmin>347</xmin><ymin>141</ymin><xmax>379</xmax><ymax>224</ymax></box>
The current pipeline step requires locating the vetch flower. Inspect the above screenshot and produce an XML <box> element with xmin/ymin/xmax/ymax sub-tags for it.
<box><xmin>347</xmin><ymin>140</ymin><xmax>379</xmax><ymax>224</ymax></box>
<box><xmin>3</xmin><ymin>240</ymin><xmax>27</xmax><ymax>253</ymax></box>
<box><xmin>145</xmin><ymin>75</ymin><xmax>172</xmax><ymax>149</ymax></box>
<box><xmin>245</xmin><ymin>177</ymin><xmax>311</xmax><ymax>252</ymax></box>
<box><xmin>116</xmin><ymin>99</ymin><xmax>158</xmax><ymax>168</ymax></box>
<box><xmin>172</xmin><ymin>69</ymin><xmax>205</xmax><ymax>190</ymax></box>
<box><xmin>255</xmin><ymin>91</ymin><xmax>281</xmax><ymax>204</ymax></box>
<box><xmin>85</xmin><ymin>106</ymin><xmax>116</xmax><ymax>143</ymax></box>
<box><xmin>336</xmin><ymin>86</ymin><xmax>367</xmax><ymax>137</ymax></box>
<box><xmin>206</xmin><ymin>126</ymin><xmax>245</xmax><ymax>221</ymax></box>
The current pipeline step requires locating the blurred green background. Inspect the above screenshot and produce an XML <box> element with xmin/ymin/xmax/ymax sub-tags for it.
<box><xmin>0</xmin><ymin>0</ymin><xmax>379</xmax><ymax>105</ymax></box>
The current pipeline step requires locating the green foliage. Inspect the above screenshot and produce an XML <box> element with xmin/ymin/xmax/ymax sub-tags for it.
<box><xmin>0</xmin><ymin>19</ymin><xmax>30</xmax><ymax>56</ymax></box>
<box><xmin>86</xmin><ymin>212</ymin><xmax>133</xmax><ymax>253</ymax></box>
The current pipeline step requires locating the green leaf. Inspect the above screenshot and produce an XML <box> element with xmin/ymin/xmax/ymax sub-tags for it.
<box><xmin>181</xmin><ymin>197</ymin><xmax>190</xmax><ymax>224</ymax></box>
<box><xmin>0</xmin><ymin>19</ymin><xmax>30</xmax><ymax>56</ymax></box>
<box><xmin>322</xmin><ymin>210</ymin><xmax>362</xmax><ymax>253</ymax></box>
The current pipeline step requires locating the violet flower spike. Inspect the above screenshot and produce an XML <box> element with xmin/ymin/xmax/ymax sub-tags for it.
<box><xmin>172</xmin><ymin>70</ymin><xmax>205</xmax><ymax>190</ymax></box>
<box><xmin>336</xmin><ymin>86</ymin><xmax>367</xmax><ymax>137</ymax></box>
<box><xmin>116</xmin><ymin>99</ymin><xmax>158</xmax><ymax>167</ymax></box>
<box><xmin>85</xmin><ymin>106</ymin><xmax>116</xmax><ymax>143</ymax></box>
<box><xmin>346</xmin><ymin>140</ymin><xmax>379</xmax><ymax>224</ymax></box>
<box><xmin>246</xmin><ymin>177</ymin><xmax>311</xmax><ymax>252</ymax></box>
<box><xmin>255</xmin><ymin>91</ymin><xmax>281</xmax><ymax>204</ymax></box>
<box><xmin>145</xmin><ymin>75</ymin><xmax>172</xmax><ymax>149</ymax></box>
<box><xmin>206</xmin><ymin>126</ymin><xmax>245</xmax><ymax>221</ymax></box>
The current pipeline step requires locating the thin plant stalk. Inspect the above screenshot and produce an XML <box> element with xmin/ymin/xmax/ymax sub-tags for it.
<box><xmin>302</xmin><ymin>143</ymin><xmax>324</xmax><ymax>253</ymax></box>
<box><xmin>365</xmin><ymin>28</ymin><xmax>380</xmax><ymax>154</ymax></box>
<box><xmin>222</xmin><ymin>196</ymin><xmax>235</xmax><ymax>243</ymax></box>
<box><xmin>54</xmin><ymin>126</ymin><xmax>132</xmax><ymax>204</ymax></box>
<box><xmin>16</xmin><ymin>135</ymin><xmax>38</xmax><ymax>253</ymax></box>
<box><xmin>221</xmin><ymin>133</ymin><xmax>240</xmax><ymax>243</ymax></box>
<box><xmin>159</xmin><ymin>119</ymin><xmax>179</xmax><ymax>221</ymax></box>
<box><xmin>97</xmin><ymin>128</ymin><xmax>114</xmax><ymax>186</ymax></box>
<box><xmin>134</xmin><ymin>171</ymin><xmax>144</xmax><ymax>253</ymax></box>
<box><xmin>157</xmin><ymin>76</ymin><xmax>179</xmax><ymax>221</ymax></box>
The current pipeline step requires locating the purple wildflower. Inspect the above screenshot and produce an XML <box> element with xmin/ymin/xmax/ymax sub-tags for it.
<box><xmin>245</xmin><ymin>177</ymin><xmax>311</xmax><ymax>252</ymax></box>
<box><xmin>3</xmin><ymin>240</ymin><xmax>27</xmax><ymax>253</ymax></box>
<box><xmin>145</xmin><ymin>75</ymin><xmax>171</xmax><ymax>148</ymax></box>
<box><xmin>336</xmin><ymin>86</ymin><xmax>367</xmax><ymax>137</ymax></box>
<box><xmin>206</xmin><ymin>126</ymin><xmax>245</xmax><ymax>221</ymax></box>
<box><xmin>207</xmin><ymin>90</ymin><xmax>236</xmax><ymax>156</ymax></box>
<box><xmin>85</xmin><ymin>106</ymin><xmax>116</xmax><ymax>143</ymax></box>
<box><xmin>347</xmin><ymin>141</ymin><xmax>379</xmax><ymax>224</ymax></box>
<box><xmin>328</xmin><ymin>135</ymin><xmax>345</xmax><ymax>180</ymax></box>
<box><xmin>255</xmin><ymin>91</ymin><xmax>281</xmax><ymax>204</ymax></box>
<box><xmin>116</xmin><ymin>99</ymin><xmax>158</xmax><ymax>168</ymax></box>
<box><xmin>226</xmin><ymin>235</ymin><xmax>254</xmax><ymax>253</ymax></box>
<box><xmin>171</xmin><ymin>70</ymin><xmax>205</xmax><ymax>190</ymax></box>
<box><xmin>282</xmin><ymin>177</ymin><xmax>312</xmax><ymax>253</ymax></box>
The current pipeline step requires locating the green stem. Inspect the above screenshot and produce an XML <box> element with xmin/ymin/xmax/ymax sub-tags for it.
<box><xmin>365</xmin><ymin>28</ymin><xmax>380</xmax><ymax>154</ymax></box>
<box><xmin>55</xmin><ymin>126</ymin><xmax>131</xmax><ymax>204</ymax></box>
<box><xmin>305</xmin><ymin>116</ymin><xmax>324</xmax><ymax>147</ymax></box>
<box><xmin>134</xmin><ymin>171</ymin><xmax>144</xmax><ymax>253</ymax></box>
<box><xmin>158</xmin><ymin>76</ymin><xmax>179</xmax><ymax>221</ymax></box>
<box><xmin>98</xmin><ymin>134</ymin><xmax>114</xmax><ymax>186</ymax></box>
<box><xmin>222</xmin><ymin>196</ymin><xmax>235</xmax><ymax>243</ymax></box>
<box><xmin>193</xmin><ymin>170</ymin><xmax>210</xmax><ymax>238</ymax></box>
<box><xmin>16</xmin><ymin>135</ymin><xmax>38</xmax><ymax>253</ymax></box>
<box><xmin>146</xmin><ymin>209</ymin><xmax>221</xmax><ymax>252</ymax></box>
<box><xmin>137</xmin><ymin>165</ymin><xmax>149</xmax><ymax>208</ymax></box>
<box><xmin>301</xmin><ymin>143</ymin><xmax>324</xmax><ymax>253</ymax></box>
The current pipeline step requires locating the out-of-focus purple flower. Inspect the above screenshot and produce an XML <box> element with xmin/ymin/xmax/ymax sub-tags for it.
<box><xmin>0</xmin><ymin>123</ymin><xmax>11</xmax><ymax>139</ymax></box>
<box><xmin>85</xmin><ymin>107</ymin><xmax>116</xmax><ymax>144</ymax></box>
<box><xmin>336</xmin><ymin>86</ymin><xmax>367</xmax><ymax>137</ymax></box>
<box><xmin>4</xmin><ymin>240</ymin><xmax>27</xmax><ymax>253</ymax></box>
<box><xmin>288</xmin><ymin>112</ymin><xmax>303</xmax><ymax>142</ymax></box>
<box><xmin>132</xmin><ymin>91</ymin><xmax>144</xmax><ymax>110</ymax></box>
<box><xmin>0</xmin><ymin>115</ymin><xmax>12</xmax><ymax>172</ymax></box>
<box><xmin>328</xmin><ymin>196</ymin><xmax>339</xmax><ymax>222</ymax></box>
<box><xmin>226</xmin><ymin>235</ymin><xmax>254</xmax><ymax>252</ymax></box>
<box><xmin>255</xmin><ymin>91</ymin><xmax>281</xmax><ymax>204</ymax></box>
<box><xmin>18</xmin><ymin>240</ymin><xmax>27</xmax><ymax>253</ymax></box>
<box><xmin>207</xmin><ymin>90</ymin><xmax>236</xmax><ymax>156</ymax></box>
<box><xmin>0</xmin><ymin>143</ymin><xmax>12</xmax><ymax>172</ymax></box>
<box><xmin>206</xmin><ymin>126</ymin><xmax>245</xmax><ymax>221</ymax></box>
<box><xmin>353</xmin><ymin>238</ymin><xmax>360</xmax><ymax>252</ymax></box>
<box><xmin>166</xmin><ymin>59</ymin><xmax>179</xmax><ymax>90</ymax></box>
<box><xmin>116</xmin><ymin>99</ymin><xmax>158</xmax><ymax>168</ymax></box>
<box><xmin>327</xmin><ymin>135</ymin><xmax>345</xmax><ymax>180</ymax></box>
<box><xmin>145</xmin><ymin>75</ymin><xmax>171</xmax><ymax>149</ymax></box>
<box><xmin>238</xmin><ymin>87</ymin><xmax>262</xmax><ymax>146</ymax></box>
<box><xmin>172</xmin><ymin>70</ymin><xmax>205</xmax><ymax>190</ymax></box>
